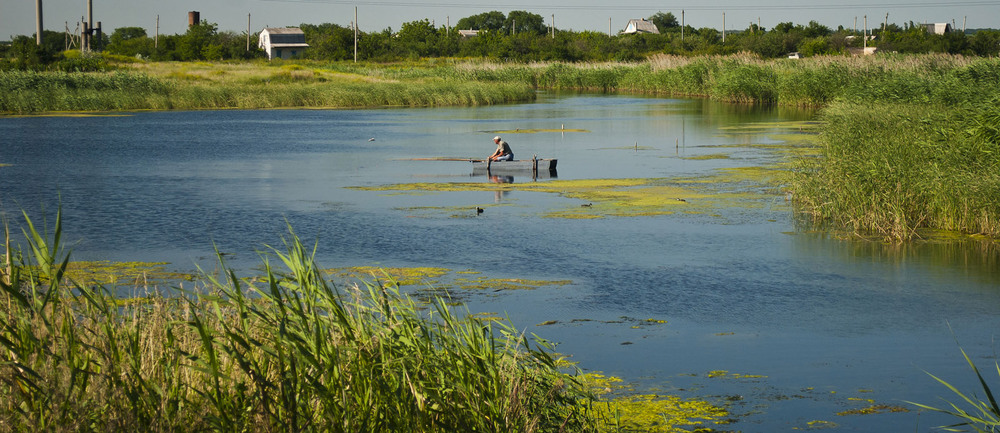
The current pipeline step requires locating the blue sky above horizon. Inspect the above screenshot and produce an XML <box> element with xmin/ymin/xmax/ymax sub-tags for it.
<box><xmin>4</xmin><ymin>0</ymin><xmax>998</xmax><ymax>40</ymax></box>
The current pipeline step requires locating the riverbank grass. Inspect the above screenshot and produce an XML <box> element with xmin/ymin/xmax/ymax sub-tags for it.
<box><xmin>0</xmin><ymin>212</ymin><xmax>734</xmax><ymax>432</ymax></box>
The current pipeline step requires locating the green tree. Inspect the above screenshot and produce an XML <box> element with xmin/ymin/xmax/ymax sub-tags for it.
<box><xmin>772</xmin><ymin>22</ymin><xmax>796</xmax><ymax>34</ymax></box>
<box><xmin>803</xmin><ymin>21</ymin><xmax>832</xmax><ymax>38</ymax></box>
<box><xmin>9</xmin><ymin>35</ymin><xmax>46</xmax><ymax>69</ymax></box>
<box><xmin>176</xmin><ymin>21</ymin><xmax>218</xmax><ymax>60</ymax></box>
<box><xmin>107</xmin><ymin>26</ymin><xmax>153</xmax><ymax>57</ymax></box>
<box><xmin>506</xmin><ymin>11</ymin><xmax>546</xmax><ymax>36</ymax></box>
<box><xmin>799</xmin><ymin>37</ymin><xmax>831</xmax><ymax>56</ymax></box>
<box><xmin>397</xmin><ymin>19</ymin><xmax>439</xmax><ymax>58</ymax></box>
<box><xmin>301</xmin><ymin>23</ymin><xmax>355</xmax><ymax>60</ymax></box>
<box><xmin>969</xmin><ymin>30</ymin><xmax>1000</xmax><ymax>56</ymax></box>
<box><xmin>648</xmin><ymin>12</ymin><xmax>678</xmax><ymax>33</ymax></box>
<box><xmin>455</xmin><ymin>11</ymin><xmax>506</xmax><ymax>32</ymax></box>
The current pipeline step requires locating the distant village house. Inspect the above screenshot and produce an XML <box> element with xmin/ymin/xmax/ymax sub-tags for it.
<box><xmin>920</xmin><ymin>23</ymin><xmax>953</xmax><ymax>35</ymax></box>
<box><xmin>621</xmin><ymin>19</ymin><xmax>659</xmax><ymax>35</ymax></box>
<box><xmin>458</xmin><ymin>29</ymin><xmax>479</xmax><ymax>38</ymax></box>
<box><xmin>258</xmin><ymin>27</ymin><xmax>309</xmax><ymax>60</ymax></box>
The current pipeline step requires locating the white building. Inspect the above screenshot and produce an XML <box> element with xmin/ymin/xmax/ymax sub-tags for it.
<box><xmin>258</xmin><ymin>27</ymin><xmax>309</xmax><ymax>60</ymax></box>
<box><xmin>622</xmin><ymin>19</ymin><xmax>660</xmax><ymax>35</ymax></box>
<box><xmin>920</xmin><ymin>23</ymin><xmax>953</xmax><ymax>35</ymax></box>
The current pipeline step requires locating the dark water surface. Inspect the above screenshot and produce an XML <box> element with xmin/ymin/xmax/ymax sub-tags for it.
<box><xmin>3</xmin><ymin>93</ymin><xmax>999</xmax><ymax>431</ymax></box>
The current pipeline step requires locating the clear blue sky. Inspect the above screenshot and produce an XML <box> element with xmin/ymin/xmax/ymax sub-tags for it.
<box><xmin>4</xmin><ymin>0</ymin><xmax>998</xmax><ymax>41</ymax></box>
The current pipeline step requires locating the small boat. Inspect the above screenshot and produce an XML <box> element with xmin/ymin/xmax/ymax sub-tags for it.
<box><xmin>472</xmin><ymin>158</ymin><xmax>558</xmax><ymax>173</ymax></box>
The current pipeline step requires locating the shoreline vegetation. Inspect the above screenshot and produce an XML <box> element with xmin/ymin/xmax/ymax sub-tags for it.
<box><xmin>0</xmin><ymin>213</ymin><xmax>732</xmax><ymax>432</ymax></box>
<box><xmin>3</xmin><ymin>53</ymin><xmax>1000</xmax><ymax>240</ymax></box>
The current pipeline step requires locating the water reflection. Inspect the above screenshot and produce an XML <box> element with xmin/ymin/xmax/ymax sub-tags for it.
<box><xmin>489</xmin><ymin>174</ymin><xmax>513</xmax><ymax>202</ymax></box>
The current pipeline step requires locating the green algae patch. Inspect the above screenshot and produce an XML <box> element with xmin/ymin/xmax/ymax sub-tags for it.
<box><xmin>803</xmin><ymin>420</ymin><xmax>839</xmax><ymax>429</ymax></box>
<box><xmin>836</xmin><ymin>404</ymin><xmax>909</xmax><ymax>416</ymax></box>
<box><xmin>61</xmin><ymin>260</ymin><xmax>196</xmax><ymax>286</ymax></box>
<box><xmin>706</xmin><ymin>370</ymin><xmax>767</xmax><ymax>379</ymax></box>
<box><xmin>454</xmin><ymin>276</ymin><xmax>572</xmax><ymax>291</ymax></box>
<box><xmin>325</xmin><ymin>266</ymin><xmax>451</xmax><ymax>287</ymax></box>
<box><xmin>682</xmin><ymin>153</ymin><xmax>731</xmax><ymax>160</ymax></box>
<box><xmin>583</xmin><ymin>372</ymin><xmax>733</xmax><ymax>432</ymax></box>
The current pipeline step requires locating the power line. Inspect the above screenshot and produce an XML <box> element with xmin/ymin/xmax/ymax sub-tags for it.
<box><xmin>260</xmin><ymin>0</ymin><xmax>1000</xmax><ymax>12</ymax></box>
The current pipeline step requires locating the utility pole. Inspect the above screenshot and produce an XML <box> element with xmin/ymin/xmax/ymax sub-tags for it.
<box><xmin>864</xmin><ymin>15</ymin><xmax>867</xmax><ymax>49</ymax></box>
<box><xmin>35</xmin><ymin>0</ymin><xmax>43</xmax><ymax>45</ymax></box>
<box><xmin>609</xmin><ymin>17</ymin><xmax>612</xmax><ymax>37</ymax></box>
<box><xmin>86</xmin><ymin>0</ymin><xmax>93</xmax><ymax>51</ymax></box>
<box><xmin>722</xmin><ymin>12</ymin><xmax>725</xmax><ymax>44</ymax></box>
<box><xmin>681</xmin><ymin>10</ymin><xmax>684</xmax><ymax>42</ymax></box>
<box><xmin>155</xmin><ymin>15</ymin><xmax>159</xmax><ymax>49</ymax></box>
<box><xmin>551</xmin><ymin>14</ymin><xmax>555</xmax><ymax>38</ymax></box>
<box><xmin>247</xmin><ymin>13</ymin><xmax>251</xmax><ymax>52</ymax></box>
<box><xmin>354</xmin><ymin>6</ymin><xmax>358</xmax><ymax>63</ymax></box>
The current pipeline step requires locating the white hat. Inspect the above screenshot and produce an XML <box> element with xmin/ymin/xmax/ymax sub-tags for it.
<box><xmin>493</xmin><ymin>136</ymin><xmax>501</xmax><ymax>141</ymax></box>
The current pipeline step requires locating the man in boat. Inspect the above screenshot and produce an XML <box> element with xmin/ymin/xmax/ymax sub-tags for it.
<box><xmin>489</xmin><ymin>136</ymin><xmax>514</xmax><ymax>161</ymax></box>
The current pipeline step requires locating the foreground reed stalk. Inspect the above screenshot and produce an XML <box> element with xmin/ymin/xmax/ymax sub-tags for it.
<box><xmin>0</xmin><ymin>214</ymin><xmax>596</xmax><ymax>432</ymax></box>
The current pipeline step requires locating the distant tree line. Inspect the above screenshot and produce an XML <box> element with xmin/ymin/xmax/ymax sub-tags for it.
<box><xmin>2</xmin><ymin>10</ymin><xmax>998</xmax><ymax>69</ymax></box>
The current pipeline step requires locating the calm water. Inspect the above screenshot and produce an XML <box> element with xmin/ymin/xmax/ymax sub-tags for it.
<box><xmin>3</xmin><ymin>93</ymin><xmax>1000</xmax><ymax>431</ymax></box>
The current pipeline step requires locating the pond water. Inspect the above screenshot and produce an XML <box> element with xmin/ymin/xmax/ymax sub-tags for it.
<box><xmin>3</xmin><ymin>93</ymin><xmax>1000</xmax><ymax>432</ymax></box>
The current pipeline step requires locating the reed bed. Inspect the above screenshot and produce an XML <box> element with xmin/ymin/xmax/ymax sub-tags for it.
<box><xmin>791</xmin><ymin>100</ymin><xmax>1000</xmax><ymax>240</ymax></box>
<box><xmin>7</xmin><ymin>54</ymin><xmax>999</xmax><ymax>113</ymax></box>
<box><xmin>0</xmin><ymin>214</ymin><xmax>597</xmax><ymax>432</ymax></box>
<box><xmin>0</xmin><ymin>62</ymin><xmax>536</xmax><ymax>114</ymax></box>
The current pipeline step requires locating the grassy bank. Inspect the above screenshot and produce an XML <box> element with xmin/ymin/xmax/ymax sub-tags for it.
<box><xmin>0</xmin><ymin>61</ymin><xmax>536</xmax><ymax>114</ymax></box>
<box><xmin>4</xmin><ymin>54</ymin><xmax>998</xmax><ymax>114</ymax></box>
<box><xmin>0</xmin><ymin>213</ymin><xmax>733</xmax><ymax>432</ymax></box>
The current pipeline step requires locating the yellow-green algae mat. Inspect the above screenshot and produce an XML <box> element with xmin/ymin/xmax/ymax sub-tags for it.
<box><xmin>355</xmin><ymin>174</ymin><xmax>786</xmax><ymax>220</ymax></box>
<box><xmin>582</xmin><ymin>371</ymin><xmax>734</xmax><ymax>432</ymax></box>
<box><xmin>35</xmin><ymin>261</ymin><xmax>198</xmax><ymax>287</ymax></box>
<box><xmin>324</xmin><ymin>266</ymin><xmax>571</xmax><ymax>292</ymax></box>
<box><xmin>352</xmin><ymin>120</ymin><xmax>817</xmax><ymax>219</ymax></box>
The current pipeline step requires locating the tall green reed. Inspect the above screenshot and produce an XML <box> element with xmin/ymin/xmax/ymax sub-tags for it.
<box><xmin>791</xmin><ymin>99</ymin><xmax>1000</xmax><ymax>240</ymax></box>
<box><xmin>0</xmin><ymin>212</ymin><xmax>595</xmax><ymax>432</ymax></box>
<box><xmin>909</xmin><ymin>347</ymin><xmax>1000</xmax><ymax>432</ymax></box>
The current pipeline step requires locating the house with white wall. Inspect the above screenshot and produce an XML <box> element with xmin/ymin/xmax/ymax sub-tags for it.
<box><xmin>622</xmin><ymin>19</ymin><xmax>659</xmax><ymax>35</ymax></box>
<box><xmin>258</xmin><ymin>27</ymin><xmax>309</xmax><ymax>60</ymax></box>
